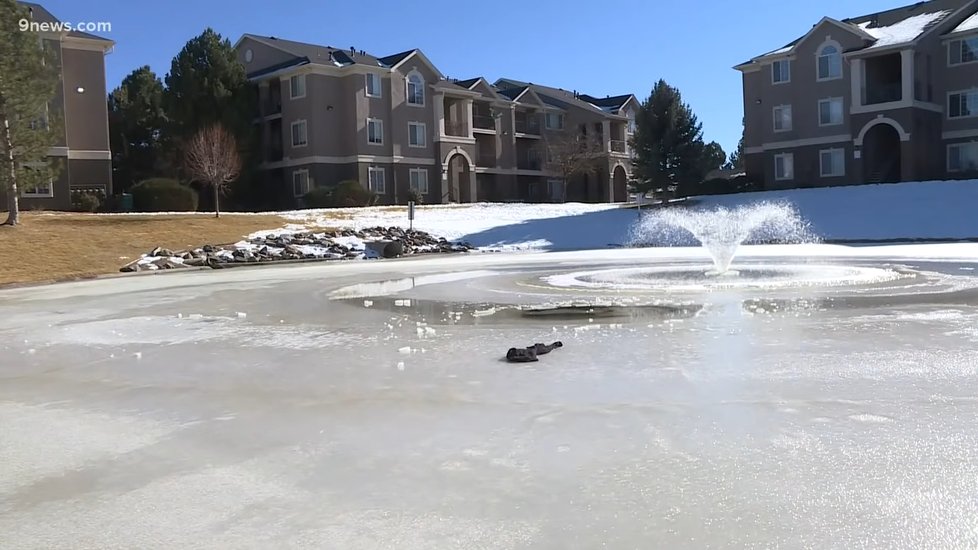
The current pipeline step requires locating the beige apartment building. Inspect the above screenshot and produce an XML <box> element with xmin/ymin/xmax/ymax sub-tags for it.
<box><xmin>735</xmin><ymin>0</ymin><xmax>978</xmax><ymax>189</ymax></box>
<box><xmin>234</xmin><ymin>34</ymin><xmax>638</xmax><ymax>206</ymax></box>
<box><xmin>0</xmin><ymin>2</ymin><xmax>114</xmax><ymax>211</ymax></box>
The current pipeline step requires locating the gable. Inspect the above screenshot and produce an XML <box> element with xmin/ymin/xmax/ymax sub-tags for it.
<box><xmin>387</xmin><ymin>49</ymin><xmax>445</xmax><ymax>81</ymax></box>
<box><xmin>235</xmin><ymin>36</ymin><xmax>304</xmax><ymax>74</ymax></box>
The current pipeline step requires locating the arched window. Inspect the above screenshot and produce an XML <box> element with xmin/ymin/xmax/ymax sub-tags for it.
<box><xmin>818</xmin><ymin>44</ymin><xmax>842</xmax><ymax>80</ymax></box>
<box><xmin>407</xmin><ymin>72</ymin><xmax>425</xmax><ymax>106</ymax></box>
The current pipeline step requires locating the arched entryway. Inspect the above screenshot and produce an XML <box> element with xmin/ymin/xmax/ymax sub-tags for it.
<box><xmin>612</xmin><ymin>165</ymin><xmax>628</xmax><ymax>203</ymax></box>
<box><xmin>860</xmin><ymin>121</ymin><xmax>903</xmax><ymax>183</ymax></box>
<box><xmin>445</xmin><ymin>153</ymin><xmax>472</xmax><ymax>203</ymax></box>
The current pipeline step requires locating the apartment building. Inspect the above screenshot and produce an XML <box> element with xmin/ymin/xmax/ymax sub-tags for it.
<box><xmin>234</xmin><ymin>34</ymin><xmax>638</xmax><ymax>206</ymax></box>
<box><xmin>0</xmin><ymin>2</ymin><xmax>114</xmax><ymax>211</ymax></box>
<box><xmin>734</xmin><ymin>0</ymin><xmax>978</xmax><ymax>189</ymax></box>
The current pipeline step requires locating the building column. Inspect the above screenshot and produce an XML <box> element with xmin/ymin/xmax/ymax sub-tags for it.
<box><xmin>434</xmin><ymin>92</ymin><xmax>446</xmax><ymax>140</ymax></box>
<box><xmin>606</xmin><ymin>166</ymin><xmax>614</xmax><ymax>203</ymax></box>
<box><xmin>602</xmin><ymin>120</ymin><xmax>611</xmax><ymax>152</ymax></box>
<box><xmin>900</xmin><ymin>49</ymin><xmax>914</xmax><ymax>102</ymax></box>
<box><xmin>464</xmin><ymin>99</ymin><xmax>474</xmax><ymax>139</ymax></box>
<box><xmin>850</xmin><ymin>58</ymin><xmax>863</xmax><ymax>108</ymax></box>
<box><xmin>468</xmin><ymin>170</ymin><xmax>477</xmax><ymax>203</ymax></box>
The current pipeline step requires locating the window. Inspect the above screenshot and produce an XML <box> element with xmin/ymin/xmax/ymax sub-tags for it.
<box><xmin>291</xmin><ymin>120</ymin><xmax>308</xmax><ymax>147</ymax></box>
<box><xmin>817</xmin><ymin>45</ymin><xmax>843</xmax><ymax>80</ymax></box>
<box><xmin>547</xmin><ymin>179</ymin><xmax>565</xmax><ymax>201</ymax></box>
<box><xmin>366</xmin><ymin>73</ymin><xmax>382</xmax><ymax>98</ymax></box>
<box><xmin>772</xmin><ymin>59</ymin><xmax>791</xmax><ymax>84</ymax></box>
<box><xmin>775</xmin><ymin>153</ymin><xmax>794</xmax><ymax>180</ymax></box>
<box><xmin>406</xmin><ymin>72</ymin><xmax>425</xmax><ymax>106</ymax></box>
<box><xmin>819</xmin><ymin>148</ymin><xmax>845</xmax><ymax>177</ymax></box>
<box><xmin>20</xmin><ymin>162</ymin><xmax>53</xmax><ymax>197</ymax></box>
<box><xmin>367</xmin><ymin>118</ymin><xmax>383</xmax><ymax>144</ymax></box>
<box><xmin>408</xmin><ymin>121</ymin><xmax>426</xmax><ymax>147</ymax></box>
<box><xmin>948</xmin><ymin>142</ymin><xmax>978</xmax><ymax>172</ymax></box>
<box><xmin>290</xmin><ymin>74</ymin><xmax>306</xmax><ymax>99</ymax></box>
<box><xmin>409</xmin><ymin>168</ymin><xmax>428</xmax><ymax>194</ymax></box>
<box><xmin>627</xmin><ymin>116</ymin><xmax>637</xmax><ymax>134</ymax></box>
<box><xmin>292</xmin><ymin>169</ymin><xmax>310</xmax><ymax>197</ymax></box>
<box><xmin>773</xmin><ymin>105</ymin><xmax>792</xmax><ymax>132</ymax></box>
<box><xmin>545</xmin><ymin>112</ymin><xmax>564</xmax><ymax>130</ymax></box>
<box><xmin>368</xmin><ymin>166</ymin><xmax>386</xmax><ymax>193</ymax></box>
<box><xmin>948</xmin><ymin>90</ymin><xmax>978</xmax><ymax>119</ymax></box>
<box><xmin>949</xmin><ymin>37</ymin><xmax>978</xmax><ymax>65</ymax></box>
<box><xmin>818</xmin><ymin>97</ymin><xmax>844</xmax><ymax>126</ymax></box>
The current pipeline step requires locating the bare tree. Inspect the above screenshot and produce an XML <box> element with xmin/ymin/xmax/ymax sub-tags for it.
<box><xmin>543</xmin><ymin>131</ymin><xmax>605</xmax><ymax>202</ymax></box>
<box><xmin>183</xmin><ymin>124</ymin><xmax>241</xmax><ymax>218</ymax></box>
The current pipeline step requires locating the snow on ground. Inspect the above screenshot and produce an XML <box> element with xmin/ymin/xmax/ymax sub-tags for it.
<box><xmin>113</xmin><ymin>179</ymin><xmax>978</xmax><ymax>264</ymax></box>
<box><xmin>264</xmin><ymin>180</ymin><xmax>978</xmax><ymax>250</ymax></box>
<box><xmin>696</xmin><ymin>179</ymin><xmax>978</xmax><ymax>241</ymax></box>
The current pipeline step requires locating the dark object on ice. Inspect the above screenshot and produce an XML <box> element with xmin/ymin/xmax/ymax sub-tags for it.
<box><xmin>505</xmin><ymin>341</ymin><xmax>563</xmax><ymax>363</ymax></box>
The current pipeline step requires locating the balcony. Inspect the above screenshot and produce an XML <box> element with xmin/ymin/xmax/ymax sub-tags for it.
<box><xmin>515</xmin><ymin>119</ymin><xmax>540</xmax><ymax>135</ymax></box>
<box><xmin>473</xmin><ymin>114</ymin><xmax>496</xmax><ymax>131</ymax></box>
<box><xmin>445</xmin><ymin>120</ymin><xmax>468</xmax><ymax>137</ymax></box>
<box><xmin>610</xmin><ymin>140</ymin><xmax>627</xmax><ymax>154</ymax></box>
<box><xmin>517</xmin><ymin>152</ymin><xmax>543</xmax><ymax>170</ymax></box>
<box><xmin>865</xmin><ymin>83</ymin><xmax>902</xmax><ymax>105</ymax></box>
<box><xmin>478</xmin><ymin>153</ymin><xmax>497</xmax><ymax>167</ymax></box>
<box><xmin>263</xmin><ymin>98</ymin><xmax>282</xmax><ymax>116</ymax></box>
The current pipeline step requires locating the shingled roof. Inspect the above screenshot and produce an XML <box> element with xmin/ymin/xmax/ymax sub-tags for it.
<box><xmin>737</xmin><ymin>0</ymin><xmax>975</xmax><ymax>67</ymax></box>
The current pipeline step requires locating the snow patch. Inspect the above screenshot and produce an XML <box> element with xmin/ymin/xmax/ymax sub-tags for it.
<box><xmin>858</xmin><ymin>11</ymin><xmax>950</xmax><ymax>48</ymax></box>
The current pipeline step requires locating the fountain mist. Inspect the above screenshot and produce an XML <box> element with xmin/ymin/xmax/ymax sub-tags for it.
<box><xmin>628</xmin><ymin>202</ymin><xmax>818</xmax><ymax>274</ymax></box>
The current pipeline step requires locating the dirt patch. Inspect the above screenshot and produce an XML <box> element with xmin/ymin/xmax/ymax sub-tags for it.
<box><xmin>0</xmin><ymin>212</ymin><xmax>289</xmax><ymax>286</ymax></box>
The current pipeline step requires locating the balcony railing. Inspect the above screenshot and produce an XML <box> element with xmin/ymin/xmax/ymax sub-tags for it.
<box><xmin>263</xmin><ymin>96</ymin><xmax>282</xmax><ymax>116</ymax></box>
<box><xmin>478</xmin><ymin>153</ymin><xmax>497</xmax><ymax>167</ymax></box>
<box><xmin>865</xmin><ymin>83</ymin><xmax>902</xmax><ymax>105</ymax></box>
<box><xmin>515</xmin><ymin>119</ymin><xmax>540</xmax><ymax>135</ymax></box>
<box><xmin>473</xmin><ymin>114</ymin><xmax>496</xmax><ymax>130</ymax></box>
<box><xmin>517</xmin><ymin>156</ymin><xmax>542</xmax><ymax>170</ymax></box>
<box><xmin>610</xmin><ymin>140</ymin><xmax>627</xmax><ymax>153</ymax></box>
<box><xmin>445</xmin><ymin>120</ymin><xmax>468</xmax><ymax>137</ymax></box>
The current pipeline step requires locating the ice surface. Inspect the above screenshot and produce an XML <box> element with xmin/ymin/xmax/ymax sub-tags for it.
<box><xmin>2</xmin><ymin>246</ymin><xmax>978</xmax><ymax>547</ymax></box>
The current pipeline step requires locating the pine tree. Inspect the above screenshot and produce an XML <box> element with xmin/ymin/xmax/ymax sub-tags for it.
<box><xmin>631</xmin><ymin>80</ymin><xmax>708</xmax><ymax>195</ymax></box>
<box><xmin>0</xmin><ymin>0</ymin><xmax>64</xmax><ymax>226</ymax></box>
<box><xmin>163</xmin><ymin>28</ymin><xmax>257</xmax><ymax>209</ymax></box>
<box><xmin>108</xmin><ymin>66</ymin><xmax>167</xmax><ymax>192</ymax></box>
<box><xmin>163</xmin><ymin>29</ymin><xmax>253</xmax><ymax>141</ymax></box>
<box><xmin>702</xmin><ymin>141</ymin><xmax>727</xmax><ymax>173</ymax></box>
<box><xmin>725</xmin><ymin>120</ymin><xmax>745</xmax><ymax>170</ymax></box>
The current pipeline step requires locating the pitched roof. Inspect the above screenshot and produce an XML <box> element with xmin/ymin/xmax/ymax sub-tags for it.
<box><xmin>737</xmin><ymin>0</ymin><xmax>972</xmax><ymax>67</ymax></box>
<box><xmin>17</xmin><ymin>1</ymin><xmax>113</xmax><ymax>43</ymax></box>
<box><xmin>453</xmin><ymin>77</ymin><xmax>481</xmax><ymax>89</ymax></box>
<box><xmin>377</xmin><ymin>49</ymin><xmax>414</xmax><ymax>67</ymax></box>
<box><xmin>494</xmin><ymin>78</ymin><xmax>629</xmax><ymax>117</ymax></box>
<box><xmin>239</xmin><ymin>34</ymin><xmax>387</xmax><ymax>68</ymax></box>
<box><xmin>578</xmin><ymin>93</ymin><xmax>635</xmax><ymax>113</ymax></box>
<box><xmin>948</xmin><ymin>8</ymin><xmax>978</xmax><ymax>33</ymax></box>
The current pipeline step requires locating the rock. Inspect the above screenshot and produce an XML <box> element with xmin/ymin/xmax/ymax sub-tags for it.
<box><xmin>184</xmin><ymin>258</ymin><xmax>206</xmax><ymax>267</ymax></box>
<box><xmin>202</xmin><ymin>244</ymin><xmax>216</xmax><ymax>253</ymax></box>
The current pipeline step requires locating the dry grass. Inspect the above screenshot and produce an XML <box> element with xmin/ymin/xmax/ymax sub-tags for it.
<box><xmin>0</xmin><ymin>212</ymin><xmax>290</xmax><ymax>286</ymax></box>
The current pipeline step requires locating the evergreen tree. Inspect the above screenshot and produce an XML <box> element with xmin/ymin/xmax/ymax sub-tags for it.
<box><xmin>725</xmin><ymin>119</ymin><xmax>745</xmax><ymax>170</ymax></box>
<box><xmin>108</xmin><ymin>66</ymin><xmax>167</xmax><ymax>192</ymax></box>
<box><xmin>0</xmin><ymin>0</ymin><xmax>63</xmax><ymax>225</ymax></box>
<box><xmin>163</xmin><ymin>28</ymin><xmax>253</xmax><ymax>141</ymax></box>
<box><xmin>163</xmin><ymin>28</ymin><xmax>257</xmax><ymax>209</ymax></box>
<box><xmin>702</xmin><ymin>141</ymin><xmax>727</xmax><ymax>173</ymax></box>
<box><xmin>631</xmin><ymin>80</ymin><xmax>707</xmax><ymax>195</ymax></box>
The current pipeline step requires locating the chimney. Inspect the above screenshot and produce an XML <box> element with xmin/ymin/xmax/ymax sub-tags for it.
<box><xmin>350</xmin><ymin>46</ymin><xmax>355</xmax><ymax>54</ymax></box>
<box><xmin>28</xmin><ymin>6</ymin><xmax>33</xmax><ymax>18</ymax></box>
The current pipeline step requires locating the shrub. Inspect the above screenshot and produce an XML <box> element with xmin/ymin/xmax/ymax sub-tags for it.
<box><xmin>130</xmin><ymin>178</ymin><xmax>199</xmax><ymax>212</ymax></box>
<box><xmin>303</xmin><ymin>186</ymin><xmax>334</xmax><ymax>208</ymax></box>
<box><xmin>331</xmin><ymin>180</ymin><xmax>376</xmax><ymax>207</ymax></box>
<box><xmin>70</xmin><ymin>189</ymin><xmax>105</xmax><ymax>212</ymax></box>
<box><xmin>406</xmin><ymin>187</ymin><xmax>424</xmax><ymax>205</ymax></box>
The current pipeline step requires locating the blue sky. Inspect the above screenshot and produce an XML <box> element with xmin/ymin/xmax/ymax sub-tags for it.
<box><xmin>43</xmin><ymin>0</ymin><xmax>904</xmax><ymax>154</ymax></box>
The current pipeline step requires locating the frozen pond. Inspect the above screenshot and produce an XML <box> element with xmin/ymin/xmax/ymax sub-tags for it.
<box><xmin>2</xmin><ymin>245</ymin><xmax>978</xmax><ymax>549</ymax></box>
